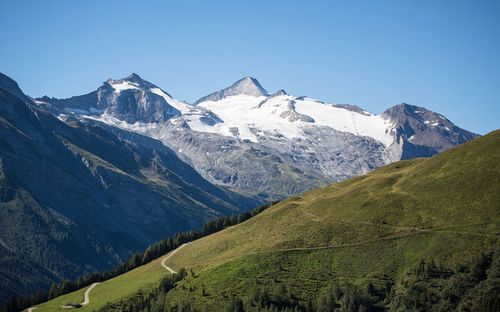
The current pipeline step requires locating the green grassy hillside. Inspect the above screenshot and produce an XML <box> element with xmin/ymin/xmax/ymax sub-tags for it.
<box><xmin>162</xmin><ymin>130</ymin><xmax>500</xmax><ymax>311</ymax></box>
<box><xmin>32</xmin><ymin>131</ymin><xmax>500</xmax><ymax>311</ymax></box>
<box><xmin>166</xmin><ymin>129</ymin><xmax>499</xmax><ymax>266</ymax></box>
<box><xmin>30</xmin><ymin>257</ymin><xmax>168</xmax><ymax>311</ymax></box>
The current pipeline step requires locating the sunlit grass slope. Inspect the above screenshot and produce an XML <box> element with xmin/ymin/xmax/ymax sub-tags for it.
<box><xmin>164</xmin><ymin>130</ymin><xmax>499</xmax><ymax>309</ymax></box>
<box><xmin>166</xmin><ymin>130</ymin><xmax>499</xmax><ymax>272</ymax></box>
<box><xmin>31</xmin><ymin>257</ymin><xmax>169</xmax><ymax>311</ymax></box>
<box><xmin>36</xmin><ymin>130</ymin><xmax>500</xmax><ymax>310</ymax></box>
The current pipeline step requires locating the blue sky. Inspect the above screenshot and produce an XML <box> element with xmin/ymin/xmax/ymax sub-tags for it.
<box><xmin>0</xmin><ymin>0</ymin><xmax>498</xmax><ymax>134</ymax></box>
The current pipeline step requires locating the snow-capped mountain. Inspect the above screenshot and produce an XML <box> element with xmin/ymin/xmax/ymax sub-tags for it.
<box><xmin>37</xmin><ymin>75</ymin><xmax>479</xmax><ymax>199</ymax></box>
<box><xmin>37</xmin><ymin>73</ymin><xmax>221</xmax><ymax>125</ymax></box>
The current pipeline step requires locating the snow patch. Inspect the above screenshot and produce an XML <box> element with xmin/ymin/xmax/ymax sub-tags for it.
<box><xmin>293</xmin><ymin>98</ymin><xmax>394</xmax><ymax>146</ymax></box>
<box><xmin>150</xmin><ymin>88</ymin><xmax>189</xmax><ymax>113</ymax></box>
<box><xmin>84</xmin><ymin>113</ymin><xmax>159</xmax><ymax>132</ymax></box>
<box><xmin>33</xmin><ymin>99</ymin><xmax>49</xmax><ymax>105</ymax></box>
<box><xmin>196</xmin><ymin>94</ymin><xmax>395</xmax><ymax>146</ymax></box>
<box><xmin>109</xmin><ymin>81</ymin><xmax>140</xmax><ymax>93</ymax></box>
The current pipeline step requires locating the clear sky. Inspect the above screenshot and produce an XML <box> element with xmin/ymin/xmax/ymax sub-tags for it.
<box><xmin>0</xmin><ymin>0</ymin><xmax>498</xmax><ymax>134</ymax></box>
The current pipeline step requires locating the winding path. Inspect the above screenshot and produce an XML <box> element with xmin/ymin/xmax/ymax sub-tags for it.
<box><xmin>25</xmin><ymin>282</ymin><xmax>100</xmax><ymax>311</ymax></box>
<box><xmin>25</xmin><ymin>244</ymin><xmax>187</xmax><ymax>312</ymax></box>
<box><xmin>161</xmin><ymin>243</ymin><xmax>188</xmax><ymax>273</ymax></box>
<box><xmin>81</xmin><ymin>282</ymin><xmax>100</xmax><ymax>305</ymax></box>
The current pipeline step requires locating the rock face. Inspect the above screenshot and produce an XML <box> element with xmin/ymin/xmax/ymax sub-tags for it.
<box><xmin>98</xmin><ymin>74</ymin><xmax>181</xmax><ymax>123</ymax></box>
<box><xmin>37</xmin><ymin>74</ymin><xmax>479</xmax><ymax>200</ymax></box>
<box><xmin>38</xmin><ymin>73</ymin><xmax>221</xmax><ymax>125</ymax></box>
<box><xmin>382</xmin><ymin>103</ymin><xmax>479</xmax><ymax>159</ymax></box>
<box><xmin>0</xmin><ymin>73</ymin><xmax>259</xmax><ymax>301</ymax></box>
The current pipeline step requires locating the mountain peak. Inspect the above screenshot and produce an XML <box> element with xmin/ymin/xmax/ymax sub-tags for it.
<box><xmin>124</xmin><ymin>72</ymin><xmax>143</xmax><ymax>82</ymax></box>
<box><xmin>382</xmin><ymin>102</ymin><xmax>479</xmax><ymax>159</ymax></box>
<box><xmin>382</xmin><ymin>103</ymin><xmax>426</xmax><ymax>119</ymax></box>
<box><xmin>229</xmin><ymin>76</ymin><xmax>268</xmax><ymax>97</ymax></box>
<box><xmin>105</xmin><ymin>73</ymin><xmax>158</xmax><ymax>91</ymax></box>
<box><xmin>194</xmin><ymin>76</ymin><xmax>268</xmax><ymax>104</ymax></box>
<box><xmin>113</xmin><ymin>73</ymin><xmax>148</xmax><ymax>85</ymax></box>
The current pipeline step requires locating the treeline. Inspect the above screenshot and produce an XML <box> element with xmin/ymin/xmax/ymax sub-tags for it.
<box><xmin>0</xmin><ymin>201</ymin><xmax>278</xmax><ymax>312</ymax></box>
<box><xmin>314</xmin><ymin>250</ymin><xmax>500</xmax><ymax>312</ymax></box>
<box><xmin>388</xmin><ymin>250</ymin><xmax>500</xmax><ymax>311</ymax></box>
<box><xmin>227</xmin><ymin>284</ymin><xmax>312</xmax><ymax>312</ymax></box>
<box><xmin>221</xmin><ymin>281</ymin><xmax>382</xmax><ymax>312</ymax></box>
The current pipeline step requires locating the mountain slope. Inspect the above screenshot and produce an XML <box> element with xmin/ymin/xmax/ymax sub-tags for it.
<box><xmin>167</xmin><ymin>130</ymin><xmax>499</xmax><ymax>270</ymax></box>
<box><xmin>37</xmin><ymin>75</ymin><xmax>478</xmax><ymax>200</ymax></box>
<box><xmin>33</xmin><ymin>130</ymin><xmax>499</xmax><ymax>311</ymax></box>
<box><xmin>164</xmin><ymin>130</ymin><xmax>499</xmax><ymax>311</ymax></box>
<box><xmin>0</xmin><ymin>74</ymin><xmax>259</xmax><ymax>302</ymax></box>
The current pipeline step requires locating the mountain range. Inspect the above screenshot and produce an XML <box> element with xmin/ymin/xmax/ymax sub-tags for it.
<box><xmin>37</xmin><ymin>74</ymin><xmax>478</xmax><ymax>200</ymax></box>
<box><xmin>0</xmin><ymin>71</ymin><xmax>480</xmax><ymax>304</ymax></box>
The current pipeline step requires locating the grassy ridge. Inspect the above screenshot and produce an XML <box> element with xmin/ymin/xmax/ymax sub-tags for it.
<box><xmin>166</xmin><ymin>131</ymin><xmax>499</xmax><ymax>273</ymax></box>
<box><xmin>34</xmin><ymin>131</ymin><xmax>500</xmax><ymax>311</ymax></box>
<box><xmin>162</xmin><ymin>130</ymin><xmax>499</xmax><ymax>309</ymax></box>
